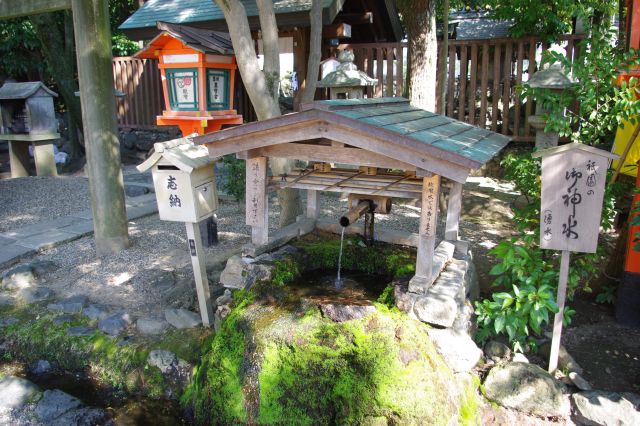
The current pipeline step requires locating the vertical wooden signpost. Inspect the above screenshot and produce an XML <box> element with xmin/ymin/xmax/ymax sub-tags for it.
<box><xmin>533</xmin><ymin>143</ymin><xmax>618</xmax><ymax>372</ymax></box>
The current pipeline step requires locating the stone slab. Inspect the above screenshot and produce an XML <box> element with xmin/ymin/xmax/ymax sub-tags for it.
<box><xmin>126</xmin><ymin>203</ymin><xmax>158</xmax><ymax>220</ymax></box>
<box><xmin>68</xmin><ymin>210</ymin><xmax>94</xmax><ymax>221</ymax></box>
<box><xmin>0</xmin><ymin>244</ymin><xmax>36</xmax><ymax>268</ymax></box>
<box><xmin>2</xmin><ymin>216</ymin><xmax>78</xmax><ymax>239</ymax></box>
<box><xmin>58</xmin><ymin>219</ymin><xmax>95</xmax><ymax>236</ymax></box>
<box><xmin>17</xmin><ymin>229</ymin><xmax>80</xmax><ymax>250</ymax></box>
<box><xmin>0</xmin><ymin>376</ymin><xmax>40</xmax><ymax>409</ymax></box>
<box><xmin>0</xmin><ymin>235</ymin><xmax>16</xmax><ymax>246</ymax></box>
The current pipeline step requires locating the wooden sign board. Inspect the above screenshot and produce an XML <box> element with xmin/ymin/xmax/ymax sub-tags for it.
<box><xmin>537</xmin><ymin>144</ymin><xmax>616</xmax><ymax>253</ymax></box>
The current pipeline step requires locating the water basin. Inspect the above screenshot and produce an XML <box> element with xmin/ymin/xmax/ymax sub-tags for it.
<box><xmin>287</xmin><ymin>271</ymin><xmax>391</xmax><ymax>306</ymax></box>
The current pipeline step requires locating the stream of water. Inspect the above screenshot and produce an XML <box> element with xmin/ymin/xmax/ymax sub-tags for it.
<box><xmin>335</xmin><ymin>226</ymin><xmax>346</xmax><ymax>289</ymax></box>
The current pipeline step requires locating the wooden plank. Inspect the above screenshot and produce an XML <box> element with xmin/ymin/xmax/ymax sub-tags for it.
<box><xmin>396</xmin><ymin>45</ymin><xmax>404</xmax><ymax>97</ymax></box>
<box><xmin>445</xmin><ymin>181</ymin><xmax>462</xmax><ymax>240</ymax></box>
<box><xmin>272</xmin><ymin>181</ymin><xmax>420</xmax><ymax>199</ymax></box>
<box><xmin>184</xmin><ymin>222</ymin><xmax>214</xmax><ymax>327</ymax></box>
<box><xmin>479</xmin><ymin>42</ymin><xmax>489</xmax><ymax>129</ymax></box>
<box><xmin>410</xmin><ymin>175</ymin><xmax>441</xmax><ymax>292</ymax></box>
<box><xmin>386</xmin><ymin>47</ymin><xmax>394</xmax><ymax>96</ymax></box>
<box><xmin>524</xmin><ymin>39</ymin><xmax>537</xmax><ymax>137</ymax></box>
<box><xmin>491</xmin><ymin>43</ymin><xmax>501</xmax><ymax>132</ymax></box>
<box><xmin>245</xmin><ymin>156</ymin><xmax>268</xmax><ymax>245</ymax></box>
<box><xmin>376</xmin><ymin>47</ymin><xmax>384</xmax><ymax>97</ymax></box>
<box><xmin>458</xmin><ymin>45</ymin><xmax>468</xmax><ymax>121</ymax></box>
<box><xmin>501</xmin><ymin>42</ymin><xmax>513</xmax><ymax>136</ymax></box>
<box><xmin>513</xmin><ymin>41</ymin><xmax>525</xmax><ymax>138</ymax></box>
<box><xmin>447</xmin><ymin>45</ymin><xmax>456</xmax><ymax>117</ymax></box>
<box><xmin>240</xmin><ymin>143</ymin><xmax>416</xmax><ymax>170</ymax></box>
<box><xmin>307</xmin><ymin>189</ymin><xmax>319</xmax><ymax>219</ymax></box>
<box><xmin>243</xmin><ymin>217</ymin><xmax>316</xmax><ymax>258</ymax></box>
<box><xmin>316</xmin><ymin>219</ymin><xmax>419</xmax><ymax>247</ymax></box>
<box><xmin>548</xmin><ymin>250</ymin><xmax>570</xmax><ymax>373</ymax></box>
<box><xmin>0</xmin><ymin>0</ymin><xmax>70</xmax><ymax>19</ymax></box>
<box><xmin>468</xmin><ymin>43</ymin><xmax>478</xmax><ymax>126</ymax></box>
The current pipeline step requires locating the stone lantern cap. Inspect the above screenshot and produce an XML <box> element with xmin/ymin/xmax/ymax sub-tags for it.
<box><xmin>317</xmin><ymin>50</ymin><xmax>378</xmax><ymax>88</ymax></box>
<box><xmin>528</xmin><ymin>64</ymin><xmax>575</xmax><ymax>90</ymax></box>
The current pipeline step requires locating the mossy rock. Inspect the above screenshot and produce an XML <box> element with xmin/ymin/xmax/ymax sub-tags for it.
<box><xmin>183</xmin><ymin>298</ymin><xmax>463</xmax><ymax>425</ymax></box>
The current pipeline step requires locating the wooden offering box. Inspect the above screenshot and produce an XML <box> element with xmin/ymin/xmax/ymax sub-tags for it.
<box><xmin>136</xmin><ymin>22</ymin><xmax>242</xmax><ymax>136</ymax></box>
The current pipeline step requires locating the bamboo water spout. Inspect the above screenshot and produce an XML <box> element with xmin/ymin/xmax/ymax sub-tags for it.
<box><xmin>339</xmin><ymin>200</ymin><xmax>372</xmax><ymax>227</ymax></box>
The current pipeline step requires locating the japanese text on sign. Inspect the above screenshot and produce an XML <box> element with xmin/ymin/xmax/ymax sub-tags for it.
<box><xmin>421</xmin><ymin>175</ymin><xmax>440</xmax><ymax>237</ymax></box>
<box><xmin>539</xmin><ymin>147</ymin><xmax>609</xmax><ymax>253</ymax></box>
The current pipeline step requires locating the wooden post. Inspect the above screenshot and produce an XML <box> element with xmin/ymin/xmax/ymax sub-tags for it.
<box><xmin>8</xmin><ymin>142</ymin><xmax>30</xmax><ymax>178</ymax></box>
<box><xmin>409</xmin><ymin>175</ymin><xmax>440</xmax><ymax>294</ymax></box>
<box><xmin>185</xmin><ymin>222</ymin><xmax>214</xmax><ymax>327</ymax></box>
<box><xmin>307</xmin><ymin>189</ymin><xmax>319</xmax><ymax>219</ymax></box>
<box><xmin>548</xmin><ymin>250</ymin><xmax>571</xmax><ymax>373</ymax></box>
<box><xmin>71</xmin><ymin>0</ymin><xmax>129</xmax><ymax>254</ymax></box>
<box><xmin>246</xmin><ymin>156</ymin><xmax>269</xmax><ymax>245</ymax></box>
<box><xmin>32</xmin><ymin>141</ymin><xmax>58</xmax><ymax>177</ymax></box>
<box><xmin>445</xmin><ymin>181</ymin><xmax>462</xmax><ymax>240</ymax></box>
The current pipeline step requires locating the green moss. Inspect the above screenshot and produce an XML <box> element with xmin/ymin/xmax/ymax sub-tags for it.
<box><xmin>294</xmin><ymin>234</ymin><xmax>416</xmax><ymax>278</ymax></box>
<box><xmin>181</xmin><ymin>295</ymin><xmax>252</xmax><ymax>424</ymax></box>
<box><xmin>459</xmin><ymin>375</ymin><xmax>481</xmax><ymax>426</ymax></box>
<box><xmin>272</xmin><ymin>257</ymin><xmax>301</xmax><ymax>287</ymax></box>
<box><xmin>186</xmin><ymin>295</ymin><xmax>458</xmax><ymax>425</ymax></box>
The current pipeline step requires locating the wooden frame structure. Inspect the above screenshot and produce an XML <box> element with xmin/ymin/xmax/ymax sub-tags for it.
<box><xmin>196</xmin><ymin>97</ymin><xmax>510</xmax><ymax>291</ymax></box>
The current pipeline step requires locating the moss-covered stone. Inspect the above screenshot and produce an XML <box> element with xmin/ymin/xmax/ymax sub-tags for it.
<box><xmin>184</xmin><ymin>300</ymin><xmax>461</xmax><ymax>425</ymax></box>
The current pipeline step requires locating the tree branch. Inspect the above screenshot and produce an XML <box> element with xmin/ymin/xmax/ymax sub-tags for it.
<box><xmin>214</xmin><ymin>0</ymin><xmax>280</xmax><ymax>120</ymax></box>
<box><xmin>300</xmin><ymin>0</ymin><xmax>322</xmax><ymax>104</ymax></box>
<box><xmin>256</xmin><ymin>0</ymin><xmax>280</xmax><ymax>99</ymax></box>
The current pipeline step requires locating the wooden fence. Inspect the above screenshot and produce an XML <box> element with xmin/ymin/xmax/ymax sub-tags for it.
<box><xmin>112</xmin><ymin>57</ymin><xmax>164</xmax><ymax>128</ymax></box>
<box><xmin>113</xmin><ymin>34</ymin><xmax>584</xmax><ymax>142</ymax></box>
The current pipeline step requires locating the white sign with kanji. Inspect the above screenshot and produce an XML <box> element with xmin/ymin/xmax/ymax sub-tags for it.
<box><xmin>538</xmin><ymin>145</ymin><xmax>612</xmax><ymax>253</ymax></box>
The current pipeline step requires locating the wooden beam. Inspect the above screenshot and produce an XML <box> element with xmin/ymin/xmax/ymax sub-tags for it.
<box><xmin>409</xmin><ymin>175</ymin><xmax>441</xmax><ymax>294</ymax></box>
<box><xmin>246</xmin><ymin>156</ymin><xmax>269</xmax><ymax>245</ymax></box>
<box><xmin>316</xmin><ymin>219</ymin><xmax>419</xmax><ymax>247</ymax></box>
<box><xmin>185</xmin><ymin>222</ymin><xmax>214</xmax><ymax>327</ymax></box>
<box><xmin>445</xmin><ymin>181</ymin><xmax>463</xmax><ymax>240</ymax></box>
<box><xmin>0</xmin><ymin>0</ymin><xmax>70</xmax><ymax>19</ymax></box>
<box><xmin>238</xmin><ymin>143</ymin><xmax>416</xmax><ymax>171</ymax></box>
<box><xmin>307</xmin><ymin>189</ymin><xmax>320</xmax><ymax>219</ymax></box>
<box><xmin>72</xmin><ymin>0</ymin><xmax>129</xmax><ymax>254</ymax></box>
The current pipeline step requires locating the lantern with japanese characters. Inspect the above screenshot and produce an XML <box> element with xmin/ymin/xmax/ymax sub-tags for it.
<box><xmin>135</xmin><ymin>22</ymin><xmax>242</xmax><ymax>137</ymax></box>
<box><xmin>137</xmin><ymin>138</ymin><xmax>218</xmax><ymax>223</ymax></box>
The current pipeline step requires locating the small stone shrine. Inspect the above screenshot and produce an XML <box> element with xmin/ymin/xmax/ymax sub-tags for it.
<box><xmin>195</xmin><ymin>97</ymin><xmax>510</xmax><ymax>301</ymax></box>
<box><xmin>0</xmin><ymin>82</ymin><xmax>59</xmax><ymax>177</ymax></box>
<box><xmin>317</xmin><ymin>50</ymin><xmax>378</xmax><ymax>100</ymax></box>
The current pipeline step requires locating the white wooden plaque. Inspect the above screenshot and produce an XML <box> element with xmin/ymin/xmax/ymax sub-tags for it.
<box><xmin>540</xmin><ymin>149</ymin><xmax>608</xmax><ymax>253</ymax></box>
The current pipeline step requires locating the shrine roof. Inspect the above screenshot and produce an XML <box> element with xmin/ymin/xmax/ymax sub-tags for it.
<box><xmin>0</xmin><ymin>82</ymin><xmax>57</xmax><ymax>100</ymax></box>
<box><xmin>136</xmin><ymin>22</ymin><xmax>233</xmax><ymax>58</ymax></box>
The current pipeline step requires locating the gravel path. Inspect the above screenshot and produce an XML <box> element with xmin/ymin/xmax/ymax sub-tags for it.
<box><xmin>0</xmin><ymin>176</ymin><xmax>90</xmax><ymax>233</ymax></box>
<box><xmin>0</xmin><ymin>176</ymin><xmax>516</xmax><ymax>316</ymax></box>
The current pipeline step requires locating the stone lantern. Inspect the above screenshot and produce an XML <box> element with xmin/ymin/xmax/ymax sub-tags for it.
<box><xmin>317</xmin><ymin>50</ymin><xmax>377</xmax><ymax>100</ymax></box>
<box><xmin>527</xmin><ymin>64</ymin><xmax>575</xmax><ymax>149</ymax></box>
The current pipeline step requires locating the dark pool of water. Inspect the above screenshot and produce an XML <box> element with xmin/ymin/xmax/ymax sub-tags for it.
<box><xmin>287</xmin><ymin>270</ymin><xmax>391</xmax><ymax>306</ymax></box>
<box><xmin>1</xmin><ymin>362</ymin><xmax>187</xmax><ymax>425</ymax></box>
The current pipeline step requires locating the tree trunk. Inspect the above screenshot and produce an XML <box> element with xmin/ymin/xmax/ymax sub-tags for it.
<box><xmin>31</xmin><ymin>11</ymin><xmax>84</xmax><ymax>159</ymax></box>
<box><xmin>215</xmin><ymin>0</ymin><xmax>303</xmax><ymax>227</ymax></box>
<box><xmin>71</xmin><ymin>0</ymin><xmax>129</xmax><ymax>254</ymax></box>
<box><xmin>437</xmin><ymin>0</ymin><xmax>449</xmax><ymax>115</ymax></box>
<box><xmin>397</xmin><ymin>0</ymin><xmax>438</xmax><ymax>112</ymax></box>
<box><xmin>299</xmin><ymin>0</ymin><xmax>322</xmax><ymax>104</ymax></box>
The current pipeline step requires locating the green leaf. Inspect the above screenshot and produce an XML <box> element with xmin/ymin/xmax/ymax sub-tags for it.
<box><xmin>494</xmin><ymin>315</ymin><xmax>506</xmax><ymax>334</ymax></box>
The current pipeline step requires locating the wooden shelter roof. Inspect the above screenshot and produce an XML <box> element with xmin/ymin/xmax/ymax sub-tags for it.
<box><xmin>136</xmin><ymin>21</ymin><xmax>234</xmax><ymax>59</ymax></box>
<box><xmin>137</xmin><ymin>137</ymin><xmax>216</xmax><ymax>173</ymax></box>
<box><xmin>195</xmin><ymin>97</ymin><xmax>511</xmax><ymax>183</ymax></box>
